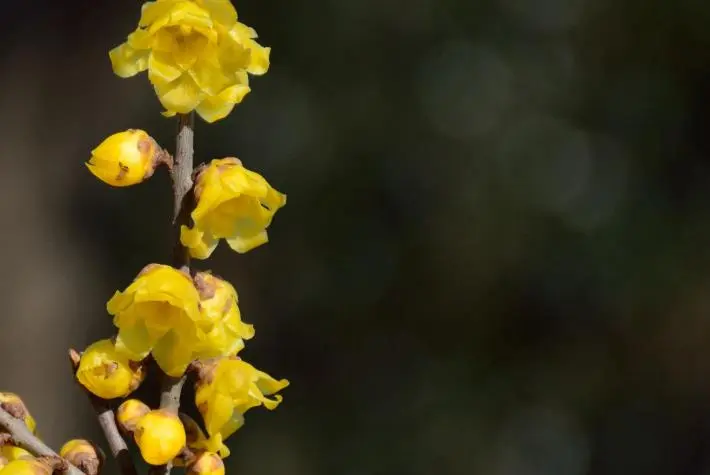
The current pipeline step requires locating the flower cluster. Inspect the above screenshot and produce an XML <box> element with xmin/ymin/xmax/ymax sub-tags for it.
<box><xmin>16</xmin><ymin>0</ymin><xmax>289</xmax><ymax>472</ymax></box>
<box><xmin>109</xmin><ymin>0</ymin><xmax>270</xmax><ymax>122</ymax></box>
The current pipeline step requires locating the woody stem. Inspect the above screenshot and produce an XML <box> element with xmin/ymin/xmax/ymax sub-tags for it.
<box><xmin>151</xmin><ymin>112</ymin><xmax>195</xmax><ymax>475</ymax></box>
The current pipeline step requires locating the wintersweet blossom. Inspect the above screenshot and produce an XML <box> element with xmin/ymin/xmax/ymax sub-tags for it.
<box><xmin>107</xmin><ymin>264</ymin><xmax>204</xmax><ymax>376</ymax></box>
<box><xmin>194</xmin><ymin>357</ymin><xmax>288</xmax><ymax>457</ymax></box>
<box><xmin>109</xmin><ymin>0</ymin><xmax>270</xmax><ymax>122</ymax></box>
<box><xmin>181</xmin><ymin>158</ymin><xmax>286</xmax><ymax>259</ymax></box>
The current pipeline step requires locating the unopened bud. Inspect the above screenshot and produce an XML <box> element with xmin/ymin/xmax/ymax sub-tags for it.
<box><xmin>75</xmin><ymin>339</ymin><xmax>146</xmax><ymax>399</ymax></box>
<box><xmin>134</xmin><ymin>410</ymin><xmax>186</xmax><ymax>465</ymax></box>
<box><xmin>116</xmin><ymin>399</ymin><xmax>150</xmax><ymax>434</ymax></box>
<box><xmin>0</xmin><ymin>393</ymin><xmax>36</xmax><ymax>434</ymax></box>
<box><xmin>86</xmin><ymin>129</ymin><xmax>170</xmax><ymax>187</ymax></box>
<box><xmin>59</xmin><ymin>439</ymin><xmax>104</xmax><ymax>475</ymax></box>
<box><xmin>186</xmin><ymin>452</ymin><xmax>225</xmax><ymax>475</ymax></box>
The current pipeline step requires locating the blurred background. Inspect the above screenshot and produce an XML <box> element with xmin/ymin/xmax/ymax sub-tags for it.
<box><xmin>2</xmin><ymin>0</ymin><xmax>710</xmax><ymax>474</ymax></box>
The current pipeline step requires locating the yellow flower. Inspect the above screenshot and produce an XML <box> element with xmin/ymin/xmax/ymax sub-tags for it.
<box><xmin>181</xmin><ymin>158</ymin><xmax>286</xmax><ymax>259</ymax></box>
<box><xmin>134</xmin><ymin>410</ymin><xmax>187</xmax><ymax>465</ymax></box>
<box><xmin>75</xmin><ymin>339</ymin><xmax>146</xmax><ymax>399</ymax></box>
<box><xmin>0</xmin><ymin>393</ymin><xmax>36</xmax><ymax>434</ymax></box>
<box><xmin>59</xmin><ymin>440</ymin><xmax>105</xmax><ymax>475</ymax></box>
<box><xmin>117</xmin><ymin>399</ymin><xmax>151</xmax><ymax>434</ymax></box>
<box><xmin>187</xmin><ymin>452</ymin><xmax>225</xmax><ymax>475</ymax></box>
<box><xmin>87</xmin><ymin>129</ymin><xmax>167</xmax><ymax>187</ymax></box>
<box><xmin>194</xmin><ymin>357</ymin><xmax>288</xmax><ymax>456</ymax></box>
<box><xmin>0</xmin><ymin>446</ymin><xmax>32</xmax><ymax>463</ymax></box>
<box><xmin>107</xmin><ymin>264</ymin><xmax>205</xmax><ymax>376</ymax></box>
<box><xmin>0</xmin><ymin>459</ymin><xmax>52</xmax><ymax>475</ymax></box>
<box><xmin>109</xmin><ymin>0</ymin><xmax>270</xmax><ymax>122</ymax></box>
<box><xmin>193</xmin><ymin>271</ymin><xmax>254</xmax><ymax>356</ymax></box>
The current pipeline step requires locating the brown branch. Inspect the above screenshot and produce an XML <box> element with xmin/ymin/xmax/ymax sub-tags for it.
<box><xmin>69</xmin><ymin>350</ymin><xmax>138</xmax><ymax>475</ymax></box>
<box><xmin>151</xmin><ymin>112</ymin><xmax>195</xmax><ymax>475</ymax></box>
<box><xmin>0</xmin><ymin>406</ymin><xmax>84</xmax><ymax>475</ymax></box>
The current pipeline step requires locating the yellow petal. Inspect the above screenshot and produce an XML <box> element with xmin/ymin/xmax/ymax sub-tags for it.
<box><xmin>225</xmin><ymin>231</ymin><xmax>269</xmax><ymax>253</ymax></box>
<box><xmin>217</xmin><ymin>411</ymin><xmax>244</xmax><ymax>444</ymax></box>
<box><xmin>255</xmin><ymin>372</ymin><xmax>290</xmax><ymax>397</ymax></box>
<box><xmin>181</xmin><ymin>225</ymin><xmax>219</xmax><ymax>259</ymax></box>
<box><xmin>127</xmin><ymin>28</ymin><xmax>154</xmax><ymax>50</ymax></box>
<box><xmin>115</xmin><ymin>321</ymin><xmax>154</xmax><ymax>361</ymax></box>
<box><xmin>148</xmin><ymin>51</ymin><xmax>183</xmax><ymax>85</ymax></box>
<box><xmin>155</xmin><ymin>75</ymin><xmax>204</xmax><ymax>115</ymax></box>
<box><xmin>246</xmin><ymin>44</ymin><xmax>270</xmax><ymax>76</ymax></box>
<box><xmin>152</xmin><ymin>331</ymin><xmax>194</xmax><ymax>377</ymax></box>
<box><xmin>109</xmin><ymin>42</ymin><xmax>149</xmax><ymax>78</ymax></box>
<box><xmin>199</xmin><ymin>0</ymin><xmax>238</xmax><ymax>27</ymax></box>
<box><xmin>139</xmin><ymin>0</ymin><xmax>178</xmax><ymax>27</ymax></box>
<box><xmin>202</xmin><ymin>391</ymin><xmax>234</xmax><ymax>438</ymax></box>
<box><xmin>195</xmin><ymin>83</ymin><xmax>251</xmax><ymax>123</ymax></box>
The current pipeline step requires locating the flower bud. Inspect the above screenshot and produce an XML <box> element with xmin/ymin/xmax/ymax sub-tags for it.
<box><xmin>75</xmin><ymin>339</ymin><xmax>146</xmax><ymax>399</ymax></box>
<box><xmin>186</xmin><ymin>452</ymin><xmax>225</xmax><ymax>475</ymax></box>
<box><xmin>134</xmin><ymin>410</ymin><xmax>186</xmax><ymax>465</ymax></box>
<box><xmin>0</xmin><ymin>459</ymin><xmax>52</xmax><ymax>475</ymax></box>
<box><xmin>0</xmin><ymin>445</ymin><xmax>33</xmax><ymax>462</ymax></box>
<box><xmin>86</xmin><ymin>129</ymin><xmax>169</xmax><ymax>187</ymax></box>
<box><xmin>116</xmin><ymin>399</ymin><xmax>150</xmax><ymax>435</ymax></box>
<box><xmin>0</xmin><ymin>393</ymin><xmax>36</xmax><ymax>434</ymax></box>
<box><xmin>59</xmin><ymin>439</ymin><xmax>104</xmax><ymax>475</ymax></box>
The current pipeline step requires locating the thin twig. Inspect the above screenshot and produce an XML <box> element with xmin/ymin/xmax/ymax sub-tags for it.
<box><xmin>151</xmin><ymin>111</ymin><xmax>195</xmax><ymax>475</ymax></box>
<box><xmin>0</xmin><ymin>406</ymin><xmax>84</xmax><ymax>475</ymax></box>
<box><xmin>69</xmin><ymin>350</ymin><xmax>138</xmax><ymax>475</ymax></box>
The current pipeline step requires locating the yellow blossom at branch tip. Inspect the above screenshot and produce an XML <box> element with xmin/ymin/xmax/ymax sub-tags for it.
<box><xmin>86</xmin><ymin>130</ymin><xmax>164</xmax><ymax>187</ymax></box>
<box><xmin>134</xmin><ymin>410</ymin><xmax>187</xmax><ymax>466</ymax></box>
<box><xmin>76</xmin><ymin>339</ymin><xmax>146</xmax><ymax>399</ymax></box>
<box><xmin>109</xmin><ymin>0</ymin><xmax>270</xmax><ymax>122</ymax></box>
<box><xmin>193</xmin><ymin>271</ymin><xmax>254</xmax><ymax>357</ymax></box>
<box><xmin>194</xmin><ymin>357</ymin><xmax>288</xmax><ymax>455</ymax></box>
<box><xmin>180</xmin><ymin>158</ymin><xmax>286</xmax><ymax>259</ymax></box>
<box><xmin>107</xmin><ymin>264</ymin><xmax>205</xmax><ymax>377</ymax></box>
<box><xmin>0</xmin><ymin>393</ymin><xmax>36</xmax><ymax>434</ymax></box>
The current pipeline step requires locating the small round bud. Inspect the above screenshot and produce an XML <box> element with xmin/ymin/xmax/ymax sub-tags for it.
<box><xmin>0</xmin><ymin>392</ymin><xmax>37</xmax><ymax>434</ymax></box>
<box><xmin>186</xmin><ymin>452</ymin><xmax>225</xmax><ymax>475</ymax></box>
<box><xmin>0</xmin><ymin>459</ymin><xmax>52</xmax><ymax>475</ymax></box>
<box><xmin>134</xmin><ymin>410</ymin><xmax>186</xmax><ymax>465</ymax></box>
<box><xmin>116</xmin><ymin>399</ymin><xmax>150</xmax><ymax>434</ymax></box>
<box><xmin>0</xmin><ymin>445</ymin><xmax>33</xmax><ymax>462</ymax></box>
<box><xmin>59</xmin><ymin>439</ymin><xmax>104</xmax><ymax>475</ymax></box>
<box><xmin>75</xmin><ymin>339</ymin><xmax>146</xmax><ymax>399</ymax></box>
<box><xmin>86</xmin><ymin>129</ymin><xmax>169</xmax><ymax>187</ymax></box>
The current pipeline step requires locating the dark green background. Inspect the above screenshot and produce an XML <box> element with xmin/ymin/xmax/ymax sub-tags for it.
<box><xmin>3</xmin><ymin>0</ymin><xmax>710</xmax><ymax>474</ymax></box>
